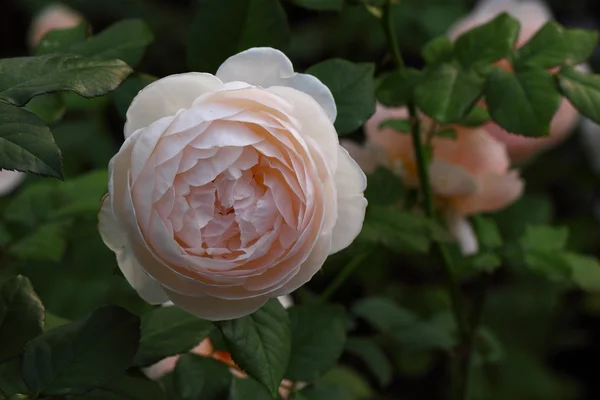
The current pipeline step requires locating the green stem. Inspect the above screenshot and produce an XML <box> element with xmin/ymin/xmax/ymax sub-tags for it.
<box><xmin>320</xmin><ymin>252</ymin><xmax>371</xmax><ymax>303</ymax></box>
<box><xmin>382</xmin><ymin>1</ymin><xmax>405</xmax><ymax>70</ymax></box>
<box><xmin>382</xmin><ymin>2</ymin><xmax>472</xmax><ymax>399</ymax></box>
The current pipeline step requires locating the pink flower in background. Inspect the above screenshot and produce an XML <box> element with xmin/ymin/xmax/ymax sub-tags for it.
<box><xmin>448</xmin><ymin>0</ymin><xmax>584</xmax><ymax>163</ymax></box>
<box><xmin>347</xmin><ymin>105</ymin><xmax>524</xmax><ymax>254</ymax></box>
<box><xmin>28</xmin><ymin>3</ymin><xmax>83</xmax><ymax>48</ymax></box>
<box><xmin>0</xmin><ymin>170</ymin><xmax>25</xmax><ymax>197</ymax></box>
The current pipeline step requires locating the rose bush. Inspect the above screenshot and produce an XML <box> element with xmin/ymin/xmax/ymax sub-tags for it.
<box><xmin>448</xmin><ymin>0</ymin><xmax>584</xmax><ymax>163</ymax></box>
<box><xmin>346</xmin><ymin>105</ymin><xmax>524</xmax><ymax>254</ymax></box>
<box><xmin>98</xmin><ymin>47</ymin><xmax>367</xmax><ymax>320</ymax></box>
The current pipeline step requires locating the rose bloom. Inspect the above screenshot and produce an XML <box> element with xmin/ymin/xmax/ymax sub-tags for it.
<box><xmin>0</xmin><ymin>170</ymin><xmax>25</xmax><ymax>196</ymax></box>
<box><xmin>346</xmin><ymin>105</ymin><xmax>524</xmax><ymax>254</ymax></box>
<box><xmin>28</xmin><ymin>4</ymin><xmax>83</xmax><ymax>48</ymax></box>
<box><xmin>98</xmin><ymin>47</ymin><xmax>367</xmax><ymax>320</ymax></box>
<box><xmin>448</xmin><ymin>0</ymin><xmax>583</xmax><ymax>163</ymax></box>
<box><xmin>144</xmin><ymin>296</ymin><xmax>297</xmax><ymax>398</ymax></box>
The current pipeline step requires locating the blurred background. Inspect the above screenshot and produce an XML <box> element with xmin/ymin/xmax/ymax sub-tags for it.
<box><xmin>3</xmin><ymin>0</ymin><xmax>600</xmax><ymax>399</ymax></box>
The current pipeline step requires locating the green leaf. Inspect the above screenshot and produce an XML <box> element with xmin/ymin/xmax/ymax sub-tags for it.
<box><xmin>454</xmin><ymin>13</ymin><xmax>520</xmax><ymax>68</ymax></box>
<box><xmin>473</xmin><ymin>216</ymin><xmax>503</xmax><ymax>249</ymax></box>
<box><xmin>0</xmin><ymin>55</ymin><xmax>132</xmax><ymax>107</ymax></box>
<box><xmin>113</xmin><ymin>74</ymin><xmax>157</xmax><ymax>118</ymax></box>
<box><xmin>469</xmin><ymin>252</ymin><xmax>502</xmax><ymax>273</ymax></box>
<box><xmin>485</xmin><ymin>67</ymin><xmax>562</xmax><ymax>137</ymax></box>
<box><xmin>345</xmin><ymin>338</ymin><xmax>392</xmax><ymax>387</ymax></box>
<box><xmin>24</xmin><ymin>94</ymin><xmax>65</xmax><ymax>125</ymax></box>
<box><xmin>415</xmin><ymin>63</ymin><xmax>484</xmax><ymax>123</ymax></box>
<box><xmin>0</xmin><ymin>358</ymin><xmax>29</xmax><ymax>398</ymax></box>
<box><xmin>564</xmin><ymin>252</ymin><xmax>600</xmax><ymax>292</ymax></box>
<box><xmin>364</xmin><ymin>167</ymin><xmax>404</xmax><ymax>206</ymax></box>
<box><xmin>216</xmin><ymin>299</ymin><xmax>291</xmax><ymax>396</ymax></box>
<box><xmin>35</xmin><ymin>22</ymin><xmax>88</xmax><ymax>56</ymax></box>
<box><xmin>228</xmin><ymin>377</ymin><xmax>272</xmax><ymax>400</ymax></box>
<box><xmin>359</xmin><ymin>205</ymin><xmax>435</xmax><ymax>253</ymax></box>
<box><xmin>187</xmin><ymin>0</ymin><xmax>291</xmax><ymax>74</ymax></box>
<box><xmin>134</xmin><ymin>306</ymin><xmax>213</xmax><ymax>367</ymax></box>
<box><xmin>422</xmin><ymin>36</ymin><xmax>454</xmax><ymax>66</ymax></box>
<box><xmin>516</xmin><ymin>21</ymin><xmax>598</xmax><ymax>69</ymax></box>
<box><xmin>0</xmin><ymin>103</ymin><xmax>62</xmax><ymax>178</ymax></box>
<box><xmin>520</xmin><ymin>225</ymin><xmax>568</xmax><ymax>251</ymax></box>
<box><xmin>76</xmin><ymin>374</ymin><xmax>166</xmax><ymax>400</ymax></box>
<box><xmin>456</xmin><ymin>105</ymin><xmax>490</xmax><ymax>127</ymax></box>
<box><xmin>287</xmin><ymin>0</ymin><xmax>343</xmax><ymax>11</ymax></box>
<box><xmin>558</xmin><ymin>66</ymin><xmax>600</xmax><ymax>124</ymax></box>
<box><xmin>62</xmin><ymin>20</ymin><xmax>153</xmax><ymax>67</ymax></box>
<box><xmin>9</xmin><ymin>220</ymin><xmax>72</xmax><ymax>262</ymax></box>
<box><xmin>352</xmin><ymin>297</ymin><xmax>417</xmax><ymax>333</ymax></box>
<box><xmin>0</xmin><ymin>223</ymin><xmax>11</xmax><ymax>248</ymax></box>
<box><xmin>299</xmin><ymin>367</ymin><xmax>372</xmax><ymax>400</ymax></box>
<box><xmin>174</xmin><ymin>354</ymin><xmax>232</xmax><ymax>400</ymax></box>
<box><xmin>0</xmin><ymin>276</ymin><xmax>45</xmax><ymax>363</ymax></box>
<box><xmin>36</xmin><ymin>20</ymin><xmax>153</xmax><ymax>68</ymax></box>
<box><xmin>352</xmin><ymin>298</ymin><xmax>455</xmax><ymax>350</ymax></box>
<box><xmin>285</xmin><ymin>304</ymin><xmax>346</xmax><ymax>382</ymax></box>
<box><xmin>378</xmin><ymin>118</ymin><xmax>411</xmax><ymax>132</ymax></box>
<box><xmin>523</xmin><ymin>250</ymin><xmax>572</xmax><ymax>282</ymax></box>
<box><xmin>22</xmin><ymin>306</ymin><xmax>140</xmax><ymax>395</ymax></box>
<box><xmin>307</xmin><ymin>59</ymin><xmax>376</xmax><ymax>134</ymax></box>
<box><xmin>376</xmin><ymin>68</ymin><xmax>423</xmax><ymax>107</ymax></box>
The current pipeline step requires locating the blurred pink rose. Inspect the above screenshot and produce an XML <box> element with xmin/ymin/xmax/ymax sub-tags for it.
<box><xmin>28</xmin><ymin>4</ymin><xmax>83</xmax><ymax>48</ymax></box>
<box><xmin>448</xmin><ymin>0</ymin><xmax>583</xmax><ymax>163</ymax></box>
<box><xmin>144</xmin><ymin>295</ymin><xmax>296</xmax><ymax>397</ymax></box>
<box><xmin>347</xmin><ymin>105</ymin><xmax>524</xmax><ymax>254</ymax></box>
<box><xmin>0</xmin><ymin>170</ymin><xmax>25</xmax><ymax>197</ymax></box>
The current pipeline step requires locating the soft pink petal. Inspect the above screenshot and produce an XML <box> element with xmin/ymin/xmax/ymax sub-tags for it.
<box><xmin>216</xmin><ymin>47</ymin><xmax>336</xmax><ymax>122</ymax></box>
<box><xmin>125</xmin><ymin>73</ymin><xmax>223</xmax><ymax>137</ymax></box>
<box><xmin>329</xmin><ymin>147</ymin><xmax>367</xmax><ymax>254</ymax></box>
<box><xmin>452</xmin><ymin>170</ymin><xmax>524</xmax><ymax>215</ymax></box>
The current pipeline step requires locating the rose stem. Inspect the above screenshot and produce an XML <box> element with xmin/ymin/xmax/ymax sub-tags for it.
<box><xmin>382</xmin><ymin>2</ymin><xmax>473</xmax><ymax>399</ymax></box>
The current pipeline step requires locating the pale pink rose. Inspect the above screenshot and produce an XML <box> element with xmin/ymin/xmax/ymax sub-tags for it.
<box><xmin>448</xmin><ymin>0</ymin><xmax>583</xmax><ymax>163</ymax></box>
<box><xmin>28</xmin><ymin>4</ymin><xmax>83</xmax><ymax>48</ymax></box>
<box><xmin>98</xmin><ymin>48</ymin><xmax>367</xmax><ymax>321</ymax></box>
<box><xmin>0</xmin><ymin>170</ymin><xmax>26</xmax><ymax>196</ymax></box>
<box><xmin>349</xmin><ymin>104</ymin><xmax>524</xmax><ymax>254</ymax></box>
<box><xmin>143</xmin><ymin>295</ymin><xmax>296</xmax><ymax>397</ymax></box>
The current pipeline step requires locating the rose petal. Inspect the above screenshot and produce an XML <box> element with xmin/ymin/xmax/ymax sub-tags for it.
<box><xmin>329</xmin><ymin>147</ymin><xmax>367</xmax><ymax>254</ymax></box>
<box><xmin>125</xmin><ymin>73</ymin><xmax>223</xmax><ymax>137</ymax></box>
<box><xmin>98</xmin><ymin>196</ymin><xmax>168</xmax><ymax>304</ymax></box>
<box><xmin>164</xmin><ymin>289</ymin><xmax>269</xmax><ymax>321</ymax></box>
<box><xmin>429</xmin><ymin>159</ymin><xmax>479</xmax><ymax>196</ymax></box>
<box><xmin>446</xmin><ymin>212</ymin><xmax>478</xmax><ymax>256</ymax></box>
<box><xmin>216</xmin><ymin>47</ymin><xmax>336</xmax><ymax>122</ymax></box>
<box><xmin>452</xmin><ymin>170</ymin><xmax>524</xmax><ymax>215</ymax></box>
<box><xmin>0</xmin><ymin>170</ymin><xmax>25</xmax><ymax>196</ymax></box>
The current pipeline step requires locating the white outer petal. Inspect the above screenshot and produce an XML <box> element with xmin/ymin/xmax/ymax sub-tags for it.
<box><xmin>216</xmin><ymin>47</ymin><xmax>337</xmax><ymax>122</ymax></box>
<box><xmin>0</xmin><ymin>170</ymin><xmax>25</xmax><ymax>196</ymax></box>
<box><xmin>268</xmin><ymin>85</ymin><xmax>339</xmax><ymax>175</ymax></box>
<box><xmin>329</xmin><ymin>147</ymin><xmax>367</xmax><ymax>254</ymax></box>
<box><xmin>447</xmin><ymin>213</ymin><xmax>479</xmax><ymax>256</ymax></box>
<box><xmin>164</xmin><ymin>288</ymin><xmax>269</xmax><ymax>321</ymax></box>
<box><xmin>124</xmin><ymin>73</ymin><xmax>223</xmax><ymax>138</ymax></box>
<box><xmin>98</xmin><ymin>196</ymin><xmax>168</xmax><ymax>304</ymax></box>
